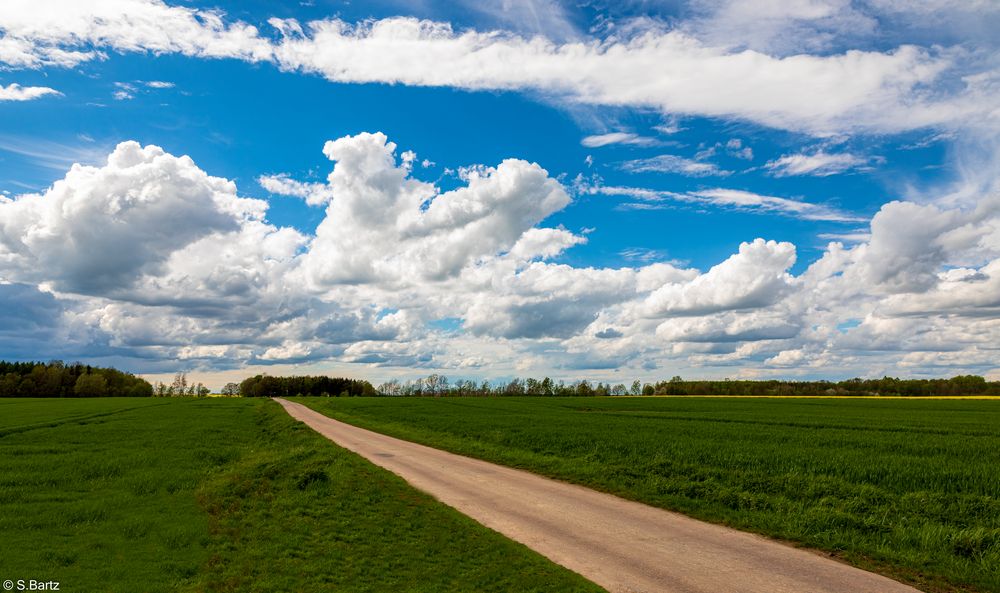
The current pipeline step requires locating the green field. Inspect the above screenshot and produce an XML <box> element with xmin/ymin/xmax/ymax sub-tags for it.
<box><xmin>0</xmin><ymin>398</ymin><xmax>601</xmax><ymax>593</ymax></box>
<box><xmin>297</xmin><ymin>396</ymin><xmax>1000</xmax><ymax>593</ymax></box>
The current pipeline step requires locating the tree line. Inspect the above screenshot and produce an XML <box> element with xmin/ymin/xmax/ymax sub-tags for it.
<box><xmin>151</xmin><ymin>372</ymin><xmax>211</xmax><ymax>397</ymax></box>
<box><xmin>377</xmin><ymin>374</ymin><xmax>1000</xmax><ymax>397</ymax></box>
<box><xmin>0</xmin><ymin>360</ymin><xmax>153</xmax><ymax>397</ymax></box>
<box><xmin>238</xmin><ymin>374</ymin><xmax>377</xmax><ymax>398</ymax></box>
<box><xmin>2</xmin><ymin>360</ymin><xmax>995</xmax><ymax>398</ymax></box>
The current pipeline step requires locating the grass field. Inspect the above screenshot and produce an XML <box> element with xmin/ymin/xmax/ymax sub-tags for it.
<box><xmin>297</xmin><ymin>396</ymin><xmax>1000</xmax><ymax>593</ymax></box>
<box><xmin>0</xmin><ymin>398</ymin><xmax>602</xmax><ymax>593</ymax></box>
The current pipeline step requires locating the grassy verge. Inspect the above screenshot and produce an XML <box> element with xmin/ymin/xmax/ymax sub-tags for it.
<box><xmin>295</xmin><ymin>396</ymin><xmax>1000</xmax><ymax>593</ymax></box>
<box><xmin>0</xmin><ymin>398</ymin><xmax>603</xmax><ymax>593</ymax></box>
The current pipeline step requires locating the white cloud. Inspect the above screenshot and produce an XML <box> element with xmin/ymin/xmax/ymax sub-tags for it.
<box><xmin>726</xmin><ymin>138</ymin><xmax>753</xmax><ymax>160</ymax></box>
<box><xmin>818</xmin><ymin>231</ymin><xmax>871</xmax><ymax>243</ymax></box>
<box><xmin>592</xmin><ymin>185</ymin><xmax>863</xmax><ymax>222</ymax></box>
<box><xmin>619</xmin><ymin>247</ymin><xmax>670</xmax><ymax>263</ymax></box>
<box><xmin>2</xmin><ymin>4</ymin><xmax>993</xmax><ymax>135</ymax></box>
<box><xmin>655</xmin><ymin>310</ymin><xmax>800</xmax><ymax>343</ymax></box>
<box><xmin>508</xmin><ymin>227</ymin><xmax>586</xmax><ymax>261</ymax></box>
<box><xmin>270</xmin><ymin>16</ymin><xmax>977</xmax><ymax>135</ymax></box>
<box><xmin>461</xmin><ymin>262</ymin><xmax>676</xmax><ymax>340</ymax></box>
<box><xmin>654</xmin><ymin>118</ymin><xmax>684</xmax><ymax>135</ymax></box>
<box><xmin>112</xmin><ymin>82</ymin><xmax>136</xmax><ymax>100</ymax></box>
<box><xmin>0</xmin><ymin>0</ymin><xmax>272</xmax><ymax>68</ymax></box>
<box><xmin>0</xmin><ymin>135</ymin><xmax>112</xmax><ymax>171</ymax></box>
<box><xmin>581</xmin><ymin>132</ymin><xmax>656</xmax><ymax>147</ymax></box>
<box><xmin>841</xmin><ymin>198</ymin><xmax>996</xmax><ymax>293</ymax></box>
<box><xmin>145</xmin><ymin>80</ymin><xmax>174</xmax><ymax>89</ymax></box>
<box><xmin>692</xmin><ymin>188</ymin><xmax>863</xmax><ymax>222</ymax></box>
<box><xmin>765</xmin><ymin>150</ymin><xmax>873</xmax><ymax>176</ymax></box>
<box><xmin>642</xmin><ymin>238</ymin><xmax>796</xmax><ymax>317</ymax></box>
<box><xmin>0</xmin><ymin>82</ymin><xmax>60</xmax><ymax>101</ymax></box>
<box><xmin>2</xmin><ymin>132</ymin><xmax>1000</xmax><ymax>381</ymax></box>
<box><xmin>302</xmin><ymin>132</ymin><xmax>571</xmax><ymax>285</ymax></box>
<box><xmin>683</xmin><ymin>0</ymin><xmax>877</xmax><ymax>55</ymax></box>
<box><xmin>0</xmin><ymin>141</ymin><xmax>266</xmax><ymax>295</ymax></box>
<box><xmin>620</xmin><ymin>154</ymin><xmax>728</xmax><ymax>176</ymax></box>
<box><xmin>258</xmin><ymin>173</ymin><xmax>333</xmax><ymax>206</ymax></box>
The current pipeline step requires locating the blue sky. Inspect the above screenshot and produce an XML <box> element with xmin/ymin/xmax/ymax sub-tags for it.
<box><xmin>1</xmin><ymin>0</ymin><xmax>999</xmax><ymax>388</ymax></box>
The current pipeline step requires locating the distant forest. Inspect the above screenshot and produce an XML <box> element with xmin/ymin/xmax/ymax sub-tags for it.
<box><xmin>377</xmin><ymin>374</ymin><xmax>1000</xmax><ymax>397</ymax></box>
<box><xmin>238</xmin><ymin>374</ymin><xmax>377</xmax><ymax>398</ymax></box>
<box><xmin>0</xmin><ymin>360</ymin><xmax>152</xmax><ymax>397</ymax></box>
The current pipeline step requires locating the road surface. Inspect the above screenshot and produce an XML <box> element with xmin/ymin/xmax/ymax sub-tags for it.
<box><xmin>274</xmin><ymin>397</ymin><xmax>921</xmax><ymax>593</ymax></box>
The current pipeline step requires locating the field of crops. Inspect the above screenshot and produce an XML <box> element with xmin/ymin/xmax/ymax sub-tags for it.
<box><xmin>298</xmin><ymin>396</ymin><xmax>1000</xmax><ymax>593</ymax></box>
<box><xmin>0</xmin><ymin>398</ymin><xmax>600</xmax><ymax>593</ymax></box>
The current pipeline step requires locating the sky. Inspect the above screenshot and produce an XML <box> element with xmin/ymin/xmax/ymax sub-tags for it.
<box><xmin>1</xmin><ymin>0</ymin><xmax>999</xmax><ymax>389</ymax></box>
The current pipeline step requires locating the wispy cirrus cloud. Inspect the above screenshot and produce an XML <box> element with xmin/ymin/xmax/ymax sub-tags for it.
<box><xmin>818</xmin><ymin>230</ymin><xmax>872</xmax><ymax>243</ymax></box>
<box><xmin>1</xmin><ymin>3</ymin><xmax>995</xmax><ymax>135</ymax></box>
<box><xmin>0</xmin><ymin>135</ymin><xmax>111</xmax><ymax>171</ymax></box>
<box><xmin>593</xmin><ymin>184</ymin><xmax>863</xmax><ymax>222</ymax></box>
<box><xmin>764</xmin><ymin>150</ymin><xmax>879</xmax><ymax>177</ymax></box>
<box><xmin>581</xmin><ymin>132</ymin><xmax>657</xmax><ymax>148</ymax></box>
<box><xmin>620</xmin><ymin>154</ymin><xmax>729</xmax><ymax>177</ymax></box>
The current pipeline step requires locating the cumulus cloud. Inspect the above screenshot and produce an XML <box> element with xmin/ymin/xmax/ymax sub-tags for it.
<box><xmin>302</xmin><ymin>132</ymin><xmax>571</xmax><ymax>285</ymax></box>
<box><xmin>2</xmin><ymin>131</ymin><xmax>1000</xmax><ymax>381</ymax></box>
<box><xmin>0</xmin><ymin>282</ymin><xmax>63</xmax><ymax>333</ymax></box>
<box><xmin>655</xmin><ymin>310</ymin><xmax>801</xmax><ymax>343</ymax></box>
<box><xmin>462</xmin><ymin>262</ymin><xmax>669</xmax><ymax>340</ymax></box>
<box><xmin>0</xmin><ymin>282</ymin><xmax>75</xmax><ymax>359</ymax></box>
<box><xmin>508</xmin><ymin>227</ymin><xmax>587</xmax><ymax>261</ymax></box>
<box><xmin>642</xmin><ymin>238</ymin><xmax>796</xmax><ymax>316</ymax></box>
<box><xmin>0</xmin><ymin>82</ymin><xmax>60</xmax><ymax>101</ymax></box>
<box><xmin>0</xmin><ymin>141</ymin><xmax>266</xmax><ymax>294</ymax></box>
<box><xmin>258</xmin><ymin>173</ymin><xmax>334</xmax><ymax>206</ymax></box>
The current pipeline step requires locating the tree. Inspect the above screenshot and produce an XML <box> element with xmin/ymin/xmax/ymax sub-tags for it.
<box><xmin>74</xmin><ymin>373</ymin><xmax>108</xmax><ymax>397</ymax></box>
<box><xmin>630</xmin><ymin>380</ymin><xmax>642</xmax><ymax>396</ymax></box>
<box><xmin>221</xmin><ymin>382</ymin><xmax>240</xmax><ymax>396</ymax></box>
<box><xmin>541</xmin><ymin>377</ymin><xmax>554</xmax><ymax>396</ymax></box>
<box><xmin>504</xmin><ymin>378</ymin><xmax>525</xmax><ymax>396</ymax></box>
<box><xmin>171</xmin><ymin>372</ymin><xmax>187</xmax><ymax>396</ymax></box>
<box><xmin>424</xmin><ymin>374</ymin><xmax>444</xmax><ymax>396</ymax></box>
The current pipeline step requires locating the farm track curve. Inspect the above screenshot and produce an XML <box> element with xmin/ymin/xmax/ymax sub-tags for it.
<box><xmin>274</xmin><ymin>397</ymin><xmax>922</xmax><ymax>593</ymax></box>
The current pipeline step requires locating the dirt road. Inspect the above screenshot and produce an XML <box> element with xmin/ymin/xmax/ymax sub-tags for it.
<box><xmin>274</xmin><ymin>398</ymin><xmax>921</xmax><ymax>593</ymax></box>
